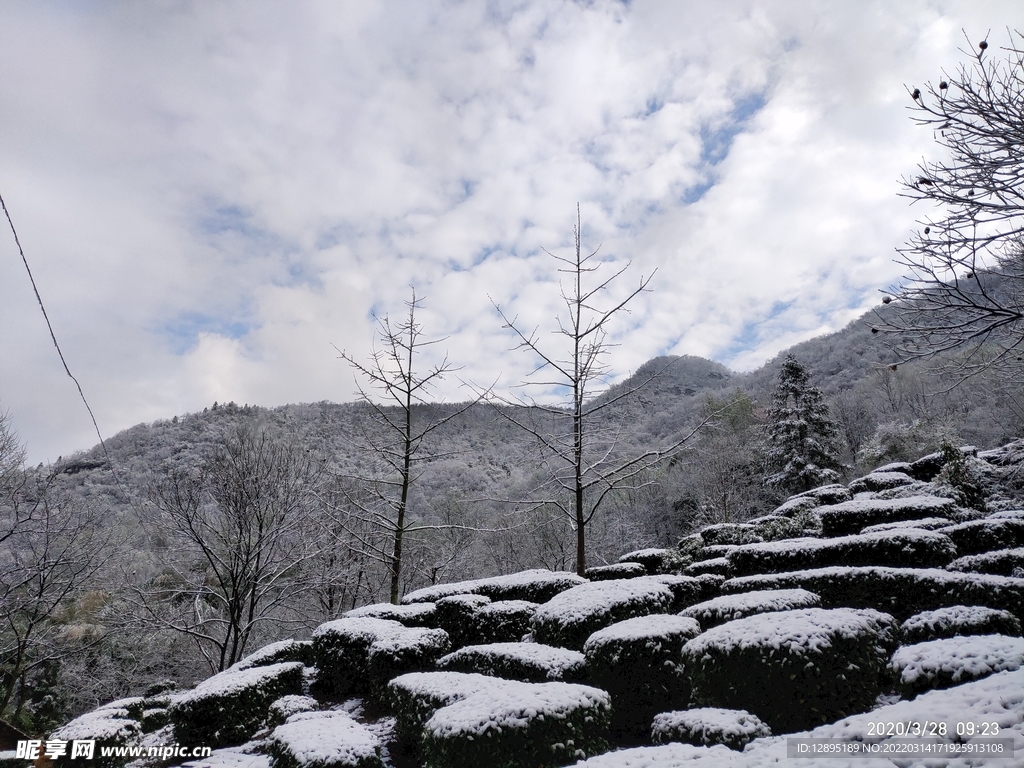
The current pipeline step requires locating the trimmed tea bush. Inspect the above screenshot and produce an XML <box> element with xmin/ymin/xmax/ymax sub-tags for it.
<box><xmin>748</xmin><ymin>515</ymin><xmax>803</xmax><ymax>542</ymax></box>
<box><xmin>344</xmin><ymin>602</ymin><xmax>437</xmax><ymax>627</ymax></box>
<box><xmin>268</xmin><ymin>695</ymin><xmax>320</xmax><ymax>727</ymax></box>
<box><xmin>571</xmin><ymin>742</ymin><xmax>738</xmax><ymax>767</ymax></box>
<box><xmin>402</xmin><ymin>569</ymin><xmax>585</xmax><ymax>604</ymax></box>
<box><xmin>900</xmin><ymin>605</ymin><xmax>1022</xmax><ymax>644</ymax></box>
<box><xmin>50</xmin><ymin>710</ymin><xmax>142</xmax><ymax>768</ymax></box>
<box><xmin>889</xmin><ymin>635</ymin><xmax>1024</xmax><ymax>698</ymax></box>
<box><xmin>650</xmin><ymin>574</ymin><xmax>704</xmax><ymax>611</ymax></box>
<box><xmin>946</xmin><ymin>547</ymin><xmax>1024</xmax><ymax>576</ymax></box>
<box><xmin>436</xmin><ymin>642</ymin><xmax>587</xmax><ymax>683</ymax></box>
<box><xmin>171</xmin><ymin>662</ymin><xmax>304</xmax><ymax>748</ymax></box>
<box><xmin>531</xmin><ymin>578</ymin><xmax>675</xmax><ymax>650</ymax></box>
<box><xmin>473</xmin><ymin>600</ymin><xmax>539</xmax><ymax>643</ymax></box>
<box><xmin>819</xmin><ymin>496</ymin><xmax>958</xmax><ymax>536</ymax></box>
<box><xmin>422</xmin><ymin>682</ymin><xmax>611</xmax><ymax>768</ymax></box>
<box><xmin>693</xmin><ymin>544</ymin><xmax>738</xmax><ymax>561</ymax></box>
<box><xmin>680</xmin><ymin>589</ymin><xmax>820</xmax><ymax>629</ymax></box>
<box><xmin>848</xmin><ymin>471</ymin><xmax>914</xmax><ymax>494</ymax></box>
<box><xmin>725</xmin><ymin>528</ymin><xmax>957</xmax><ymax>576</ymax></box>
<box><xmin>859</xmin><ymin>517</ymin><xmax>953</xmax><ymax>534</ymax></box>
<box><xmin>586</xmin><ymin>562</ymin><xmax>647</xmax><ymax>581</ymax></box>
<box><xmin>231</xmin><ymin>639</ymin><xmax>314</xmax><ymax>671</ymax></box>
<box><xmin>365</xmin><ymin>628</ymin><xmax>451</xmax><ymax>701</ymax></box>
<box><xmin>722</xmin><ymin>566</ymin><xmax>1024</xmax><ymax>623</ymax></box>
<box><xmin>618</xmin><ymin>548</ymin><xmax>687</xmax><ymax>575</ymax></box>
<box><xmin>267</xmin><ymin>710</ymin><xmax>382</xmax><ymax>768</ymax></box>
<box><xmin>694</xmin><ymin>574</ymin><xmax>725</xmax><ymax>601</ymax></box>
<box><xmin>681</xmin><ymin>608</ymin><xmax>899</xmax><ymax>732</ymax></box>
<box><xmin>433</xmin><ymin>594</ymin><xmax>491</xmax><ymax>649</ymax></box>
<box><xmin>650</xmin><ymin>708</ymin><xmax>771</xmax><ymax>751</ymax></box>
<box><xmin>699</xmin><ymin>523</ymin><xmax>763</xmax><ymax>546</ymax></box>
<box><xmin>311</xmin><ymin>618</ymin><xmax>405</xmax><ymax>696</ymax></box>
<box><xmin>387</xmin><ymin>671</ymin><xmax>495</xmax><ymax>748</ymax></box>
<box><xmin>583</xmin><ymin>614</ymin><xmax>701</xmax><ymax>738</ymax></box>
<box><xmin>937</xmin><ymin>518</ymin><xmax>1024</xmax><ymax>555</ymax></box>
<box><xmin>685</xmin><ymin>557</ymin><xmax>730</xmax><ymax>577</ymax></box>
<box><xmin>791</xmin><ymin>483</ymin><xmax>853</xmax><ymax>505</ymax></box>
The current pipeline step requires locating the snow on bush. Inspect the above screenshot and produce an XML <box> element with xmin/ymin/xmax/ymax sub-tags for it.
<box><xmin>725</xmin><ymin>528</ymin><xmax>957</xmax><ymax>577</ymax></box>
<box><xmin>268</xmin><ymin>695</ymin><xmax>320</xmax><ymax>727</ymax></box>
<box><xmin>311</xmin><ymin>618</ymin><xmax>405</xmax><ymax>696</ymax></box>
<box><xmin>722</xmin><ymin>565</ymin><xmax>1024</xmax><ymax>622</ymax></box>
<box><xmin>680</xmin><ymin>589</ymin><xmax>820</xmax><ymax>629</ymax></box>
<box><xmin>792</xmin><ymin>483</ymin><xmax>853</xmax><ymax>505</ymax></box>
<box><xmin>650</xmin><ymin>708</ymin><xmax>771</xmax><ymax>751</ymax></box>
<box><xmin>900</xmin><ymin>605</ymin><xmax>1022</xmax><ymax>644</ymax></box>
<box><xmin>365</xmin><ymin>627</ymin><xmax>451</xmax><ymax>701</ymax></box>
<box><xmin>50</xmin><ymin>709</ymin><xmax>142</xmax><ymax>767</ymax></box>
<box><xmin>386</xmin><ymin>671</ymin><xmax>496</xmax><ymax>748</ymax></box>
<box><xmin>230</xmin><ymin>639</ymin><xmax>314</xmax><ymax>671</ymax></box>
<box><xmin>938</xmin><ymin>518</ymin><xmax>1024</xmax><ymax>555</ymax></box>
<box><xmin>433</xmin><ymin>594</ymin><xmax>491</xmax><ymax>649</ymax></box>
<box><xmin>818</xmin><ymin>495</ymin><xmax>958</xmax><ymax>536</ymax></box>
<box><xmin>422</xmin><ymin>682</ymin><xmax>611</xmax><ymax>768</ymax></box>
<box><xmin>401</xmin><ymin>569</ymin><xmax>585</xmax><ymax>605</ymax></box>
<box><xmin>140</xmin><ymin>707</ymin><xmax>169</xmax><ymax>733</ymax></box>
<box><xmin>181</xmin><ymin>748</ymin><xmax>271</xmax><ymax>768</ymax></box>
<box><xmin>617</xmin><ymin>548</ymin><xmax>686</xmax><ymax>575</ymax></box>
<box><xmin>473</xmin><ymin>600</ymin><xmax>539</xmax><ymax>644</ymax></box>
<box><xmin>681</xmin><ymin>608</ymin><xmax>898</xmax><ymax>732</ymax></box>
<box><xmin>691</xmin><ymin>544</ymin><xmax>737</xmax><ymax>561</ymax></box>
<box><xmin>859</xmin><ymin>517</ymin><xmax>953</xmax><ymax>534</ymax></box>
<box><xmin>171</xmin><ymin>662</ymin><xmax>304</xmax><ymax>748</ymax></box>
<box><xmin>698</xmin><ymin>523</ymin><xmax>763</xmax><ymax>546</ymax></box>
<box><xmin>890</xmin><ymin>634</ymin><xmax>1024</xmax><ymax>698</ymax></box>
<box><xmin>531</xmin><ymin>578</ymin><xmax>675</xmax><ymax>650</ymax></box>
<box><xmin>684</xmin><ymin>557</ymin><xmax>730</xmax><ymax>577</ymax></box>
<box><xmin>570</xmin><ymin>742</ymin><xmax>741</xmax><ymax>767</ymax></box>
<box><xmin>649</xmin><ymin>574</ymin><xmax>704</xmax><ymax>611</ymax></box>
<box><xmin>848</xmin><ymin>471</ymin><xmax>914</xmax><ymax>494</ymax></box>
<box><xmin>946</xmin><ymin>547</ymin><xmax>1024</xmax><ymax>576</ymax></box>
<box><xmin>586</xmin><ymin>562</ymin><xmax>647</xmax><ymax>581</ymax></box>
<box><xmin>436</xmin><ymin>642</ymin><xmax>587</xmax><ymax>683</ymax></box>
<box><xmin>693</xmin><ymin>574</ymin><xmax>724</xmax><ymax>601</ymax></box>
<box><xmin>583</xmin><ymin>614</ymin><xmax>701</xmax><ymax>738</ymax></box>
<box><xmin>344</xmin><ymin>602</ymin><xmax>436</xmax><ymax>627</ymax></box>
<box><xmin>770</xmin><ymin>496</ymin><xmax>821</xmax><ymax>518</ymax></box>
<box><xmin>267</xmin><ymin>710</ymin><xmax>381</xmax><ymax>768</ymax></box>
<box><xmin>748</xmin><ymin>515</ymin><xmax>803</xmax><ymax>542</ymax></box>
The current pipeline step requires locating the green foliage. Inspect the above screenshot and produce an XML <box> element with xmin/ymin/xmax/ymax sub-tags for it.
<box><xmin>936</xmin><ymin>442</ymin><xmax>986</xmax><ymax>510</ymax></box>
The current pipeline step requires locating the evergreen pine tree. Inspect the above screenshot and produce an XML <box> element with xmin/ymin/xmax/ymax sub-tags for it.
<box><xmin>763</xmin><ymin>354</ymin><xmax>843</xmax><ymax>493</ymax></box>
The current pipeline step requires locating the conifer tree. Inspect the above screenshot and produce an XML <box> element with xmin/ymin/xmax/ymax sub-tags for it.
<box><xmin>763</xmin><ymin>354</ymin><xmax>843</xmax><ymax>493</ymax></box>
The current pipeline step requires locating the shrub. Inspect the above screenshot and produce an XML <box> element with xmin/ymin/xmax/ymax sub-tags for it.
<box><xmin>900</xmin><ymin>605</ymin><xmax>1022</xmax><ymax>644</ymax></box>
<box><xmin>387</xmin><ymin>671</ymin><xmax>494</xmax><ymax>748</ymax></box>
<box><xmin>140</xmin><ymin>708</ymin><xmax>169</xmax><ymax>733</ymax></box>
<box><xmin>721</xmin><ymin>566</ymin><xmax>1024</xmax><ymax>623</ymax></box>
<box><xmin>771</xmin><ymin>496</ymin><xmax>821</xmax><ymax>518</ymax></box>
<box><xmin>473</xmin><ymin>601</ymin><xmax>539</xmax><ymax>644</ymax></box>
<box><xmin>170</xmin><ymin>662</ymin><xmax>304</xmax><ymax>748</ymax></box>
<box><xmin>344</xmin><ymin>602</ymin><xmax>437</xmax><ymax>627</ymax></box>
<box><xmin>937</xmin><ymin>519</ymin><xmax>1024</xmax><ymax>555</ymax></box>
<box><xmin>531</xmin><ymin>578</ymin><xmax>674</xmax><ymax>650</ymax></box>
<box><xmin>725</xmin><ymin>528</ymin><xmax>957</xmax><ymax>577</ymax></box>
<box><xmin>311</xmin><ymin>618</ymin><xmax>405</xmax><ymax>696</ymax></box>
<box><xmin>749</xmin><ymin>515</ymin><xmax>804</xmax><ymax>542</ymax></box>
<box><xmin>680</xmin><ymin>589</ymin><xmax>820</xmax><ymax>629</ymax></box>
<box><xmin>436</xmin><ymin>642</ymin><xmax>587</xmax><ymax>683</ymax></box>
<box><xmin>365</xmin><ymin>628</ymin><xmax>451</xmax><ymax>702</ymax></box>
<box><xmin>267</xmin><ymin>710</ymin><xmax>382</xmax><ymax>768</ymax></box>
<box><xmin>693</xmin><ymin>544</ymin><xmax>738</xmax><ymax>561</ymax></box>
<box><xmin>50</xmin><ymin>710</ymin><xmax>142</xmax><ymax>768</ymax></box>
<box><xmin>433</xmin><ymin>594</ymin><xmax>491</xmax><ymax>649</ymax></box>
<box><xmin>401</xmin><ymin>569</ymin><xmax>585</xmax><ymax>605</ymax></box>
<box><xmin>889</xmin><ymin>635</ymin><xmax>1024</xmax><ymax>698</ymax></box>
<box><xmin>650</xmin><ymin>708</ymin><xmax>771</xmax><ymax>751</ymax></box>
<box><xmin>946</xmin><ymin>547</ymin><xmax>1024</xmax><ymax>576</ymax></box>
<box><xmin>848</xmin><ymin>471</ymin><xmax>914</xmax><ymax>494</ymax></box>
<box><xmin>570</xmin><ymin>743</ymin><xmax>737</xmax><ymax>767</ymax></box>
<box><xmin>231</xmin><ymin>639</ymin><xmax>314</xmax><ymax>670</ymax></box>
<box><xmin>586</xmin><ymin>562</ymin><xmax>647</xmax><ymax>581</ymax></box>
<box><xmin>819</xmin><ymin>496</ymin><xmax>958</xmax><ymax>536</ymax></box>
<box><xmin>791</xmin><ymin>483</ymin><xmax>853</xmax><ymax>505</ymax></box>
<box><xmin>618</xmin><ymin>548</ymin><xmax>687</xmax><ymax>575</ymax></box>
<box><xmin>422</xmin><ymin>682</ymin><xmax>611</xmax><ymax>768</ymax></box>
<box><xmin>684</xmin><ymin>557</ymin><xmax>730</xmax><ymax>577</ymax></box>
<box><xmin>682</xmin><ymin>608</ymin><xmax>899</xmax><ymax>732</ymax></box>
<box><xmin>583</xmin><ymin>615</ymin><xmax>701</xmax><ymax>739</ymax></box>
<box><xmin>649</xmin><ymin>575</ymin><xmax>705</xmax><ymax>612</ymax></box>
<box><xmin>267</xmin><ymin>695</ymin><xmax>320</xmax><ymax>727</ymax></box>
<box><xmin>859</xmin><ymin>517</ymin><xmax>953</xmax><ymax>534</ymax></box>
<box><xmin>699</xmin><ymin>523</ymin><xmax>763</xmax><ymax>546</ymax></box>
<box><xmin>694</xmin><ymin>574</ymin><xmax>725</xmax><ymax>601</ymax></box>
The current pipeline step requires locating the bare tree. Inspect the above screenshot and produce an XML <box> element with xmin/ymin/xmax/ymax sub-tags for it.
<box><xmin>492</xmin><ymin>206</ymin><xmax>707</xmax><ymax>575</ymax></box>
<box><xmin>142</xmin><ymin>424</ymin><xmax>323</xmax><ymax>672</ymax></box>
<box><xmin>336</xmin><ymin>289</ymin><xmax>482</xmax><ymax>604</ymax></box>
<box><xmin>878</xmin><ymin>31</ymin><xmax>1024</xmax><ymax>380</ymax></box>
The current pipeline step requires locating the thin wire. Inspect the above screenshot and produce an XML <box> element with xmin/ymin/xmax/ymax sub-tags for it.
<box><xmin>1</xmin><ymin>190</ymin><xmax>114</xmax><ymax>470</ymax></box>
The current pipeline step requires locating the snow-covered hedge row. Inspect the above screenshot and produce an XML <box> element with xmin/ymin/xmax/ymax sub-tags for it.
<box><xmin>889</xmin><ymin>635</ymin><xmax>1024</xmax><ymax>698</ymax></box>
<box><xmin>231</xmin><ymin>639</ymin><xmax>314</xmax><ymax>671</ymax></box>
<box><xmin>473</xmin><ymin>600</ymin><xmax>539</xmax><ymax>644</ymax></box>
<box><xmin>900</xmin><ymin>605</ymin><xmax>1022</xmax><ymax>644</ymax></box>
<box><xmin>650</xmin><ymin>708</ymin><xmax>771</xmax><ymax>752</ymax></box>
<box><xmin>617</xmin><ymin>548</ymin><xmax>687</xmax><ymax>575</ymax></box>
<box><xmin>698</xmin><ymin>523</ymin><xmax>763</xmax><ymax>546</ymax></box>
<box><xmin>848</xmin><ymin>470</ymin><xmax>914</xmax><ymax>493</ymax></box>
<box><xmin>585</xmin><ymin>562</ymin><xmax>647</xmax><ymax>581</ymax></box>
<box><xmin>725</xmin><ymin>528</ymin><xmax>957</xmax><ymax>576</ymax></box>
<box><xmin>401</xmin><ymin>569</ymin><xmax>585</xmax><ymax>604</ymax></box>
<box><xmin>267</xmin><ymin>695</ymin><xmax>320</xmax><ymax>728</ymax></box>
<box><xmin>530</xmin><ymin>578</ymin><xmax>675</xmax><ymax>650</ymax></box>
<box><xmin>311</xmin><ymin>618</ymin><xmax>405</xmax><ymax>696</ymax></box>
<box><xmin>722</xmin><ymin>566</ymin><xmax>1024</xmax><ymax>622</ymax></box>
<box><xmin>50</xmin><ymin>709</ymin><xmax>142</xmax><ymax>768</ymax></box>
<box><xmin>583</xmin><ymin>614</ymin><xmax>701</xmax><ymax>738</ymax></box>
<box><xmin>938</xmin><ymin>518</ymin><xmax>1024</xmax><ymax>556</ymax></box>
<box><xmin>818</xmin><ymin>495</ymin><xmax>959</xmax><ymax>536</ymax></box>
<box><xmin>746</xmin><ymin>515</ymin><xmax>803</xmax><ymax>542</ymax></box>
<box><xmin>680</xmin><ymin>589</ymin><xmax>820</xmax><ymax>629</ymax></box>
<box><xmin>433</xmin><ymin>594</ymin><xmax>491</xmax><ymax>649</ymax></box>
<box><xmin>421</xmin><ymin>682</ymin><xmax>611</xmax><ymax>768</ymax></box>
<box><xmin>681</xmin><ymin>607</ymin><xmax>899</xmax><ymax>732</ymax></box>
<box><xmin>171</xmin><ymin>662</ymin><xmax>304</xmax><ymax>748</ymax></box>
<box><xmin>344</xmin><ymin>602</ymin><xmax>436</xmax><ymax>627</ymax></box>
<box><xmin>365</xmin><ymin>627</ymin><xmax>451</xmax><ymax>701</ymax></box>
<box><xmin>386</xmin><ymin>672</ymin><xmax>493</xmax><ymax>749</ymax></box>
<box><xmin>436</xmin><ymin>642</ymin><xmax>587</xmax><ymax>683</ymax></box>
<box><xmin>684</xmin><ymin>557</ymin><xmax>730</xmax><ymax>577</ymax></box>
<box><xmin>860</xmin><ymin>517</ymin><xmax>953</xmax><ymax>534</ymax></box>
<box><xmin>267</xmin><ymin>710</ymin><xmax>381</xmax><ymax>768</ymax></box>
<box><xmin>946</xmin><ymin>547</ymin><xmax>1024</xmax><ymax>576</ymax></box>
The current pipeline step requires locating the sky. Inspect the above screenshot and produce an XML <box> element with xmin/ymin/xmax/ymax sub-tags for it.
<box><xmin>0</xmin><ymin>0</ymin><xmax>1018</xmax><ymax>465</ymax></box>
